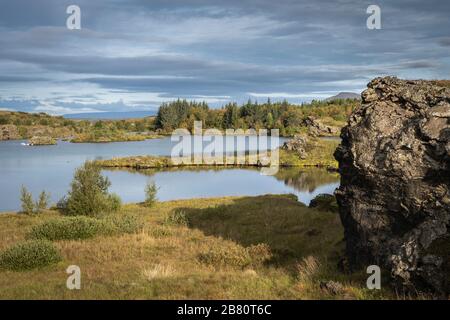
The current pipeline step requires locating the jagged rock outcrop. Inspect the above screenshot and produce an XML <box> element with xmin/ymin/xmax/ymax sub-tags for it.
<box><xmin>282</xmin><ymin>134</ymin><xmax>308</xmax><ymax>159</ymax></box>
<box><xmin>334</xmin><ymin>77</ymin><xmax>450</xmax><ymax>296</ymax></box>
<box><xmin>303</xmin><ymin>116</ymin><xmax>339</xmax><ymax>136</ymax></box>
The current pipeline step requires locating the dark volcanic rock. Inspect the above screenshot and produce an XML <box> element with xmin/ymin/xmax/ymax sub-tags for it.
<box><xmin>334</xmin><ymin>77</ymin><xmax>450</xmax><ymax>296</ymax></box>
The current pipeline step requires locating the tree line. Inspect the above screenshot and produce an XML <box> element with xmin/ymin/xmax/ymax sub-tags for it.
<box><xmin>155</xmin><ymin>98</ymin><xmax>358</xmax><ymax>136</ymax></box>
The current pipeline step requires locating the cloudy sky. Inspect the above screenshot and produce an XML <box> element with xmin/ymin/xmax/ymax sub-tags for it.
<box><xmin>0</xmin><ymin>0</ymin><xmax>449</xmax><ymax>114</ymax></box>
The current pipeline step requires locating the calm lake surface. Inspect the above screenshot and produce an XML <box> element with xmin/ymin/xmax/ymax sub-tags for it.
<box><xmin>0</xmin><ymin>137</ymin><xmax>340</xmax><ymax>212</ymax></box>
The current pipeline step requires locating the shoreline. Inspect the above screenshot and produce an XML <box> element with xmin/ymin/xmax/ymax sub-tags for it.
<box><xmin>95</xmin><ymin>153</ymin><xmax>339</xmax><ymax>170</ymax></box>
<box><xmin>1</xmin><ymin>132</ymin><xmax>341</xmax><ymax>144</ymax></box>
<box><xmin>93</xmin><ymin>138</ymin><xmax>340</xmax><ymax>171</ymax></box>
<box><xmin>0</xmin><ymin>191</ymin><xmax>330</xmax><ymax>215</ymax></box>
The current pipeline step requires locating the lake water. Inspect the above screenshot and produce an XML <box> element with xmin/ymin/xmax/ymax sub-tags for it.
<box><xmin>0</xmin><ymin>137</ymin><xmax>339</xmax><ymax>212</ymax></box>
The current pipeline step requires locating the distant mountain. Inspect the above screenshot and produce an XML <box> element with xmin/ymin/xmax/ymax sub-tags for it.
<box><xmin>325</xmin><ymin>92</ymin><xmax>361</xmax><ymax>101</ymax></box>
<box><xmin>63</xmin><ymin>110</ymin><xmax>156</xmax><ymax>120</ymax></box>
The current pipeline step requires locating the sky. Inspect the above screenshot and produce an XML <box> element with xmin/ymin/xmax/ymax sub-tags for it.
<box><xmin>0</xmin><ymin>0</ymin><xmax>449</xmax><ymax>114</ymax></box>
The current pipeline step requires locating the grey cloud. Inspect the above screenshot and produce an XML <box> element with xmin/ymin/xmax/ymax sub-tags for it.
<box><xmin>0</xmin><ymin>75</ymin><xmax>48</xmax><ymax>82</ymax></box>
<box><xmin>0</xmin><ymin>99</ymin><xmax>41</xmax><ymax>112</ymax></box>
<box><xmin>438</xmin><ymin>38</ymin><xmax>450</xmax><ymax>47</ymax></box>
<box><xmin>396</xmin><ymin>61</ymin><xmax>439</xmax><ymax>69</ymax></box>
<box><xmin>0</xmin><ymin>0</ymin><xmax>449</xmax><ymax>113</ymax></box>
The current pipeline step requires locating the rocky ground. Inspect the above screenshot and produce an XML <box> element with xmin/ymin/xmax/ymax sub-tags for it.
<box><xmin>303</xmin><ymin>116</ymin><xmax>339</xmax><ymax>137</ymax></box>
<box><xmin>0</xmin><ymin>125</ymin><xmax>20</xmax><ymax>140</ymax></box>
<box><xmin>28</xmin><ymin>136</ymin><xmax>57</xmax><ymax>146</ymax></box>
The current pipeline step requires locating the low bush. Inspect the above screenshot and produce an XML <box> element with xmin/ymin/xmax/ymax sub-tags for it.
<box><xmin>0</xmin><ymin>240</ymin><xmax>61</xmax><ymax>271</ymax></box>
<box><xmin>101</xmin><ymin>214</ymin><xmax>143</xmax><ymax>235</ymax></box>
<box><xmin>308</xmin><ymin>194</ymin><xmax>338</xmax><ymax>213</ymax></box>
<box><xmin>20</xmin><ymin>186</ymin><xmax>34</xmax><ymax>215</ymax></box>
<box><xmin>198</xmin><ymin>243</ymin><xmax>252</xmax><ymax>268</ymax></box>
<box><xmin>105</xmin><ymin>194</ymin><xmax>122</xmax><ymax>214</ymax></box>
<box><xmin>246</xmin><ymin>243</ymin><xmax>273</xmax><ymax>265</ymax></box>
<box><xmin>144</xmin><ymin>181</ymin><xmax>158</xmax><ymax>208</ymax></box>
<box><xmin>28</xmin><ymin>216</ymin><xmax>101</xmax><ymax>241</ymax></box>
<box><xmin>165</xmin><ymin>209</ymin><xmax>189</xmax><ymax>226</ymax></box>
<box><xmin>0</xmin><ymin>116</ymin><xmax>9</xmax><ymax>125</ymax></box>
<box><xmin>56</xmin><ymin>196</ymin><xmax>68</xmax><ymax>211</ymax></box>
<box><xmin>28</xmin><ymin>215</ymin><xmax>143</xmax><ymax>241</ymax></box>
<box><xmin>36</xmin><ymin>191</ymin><xmax>51</xmax><ymax>212</ymax></box>
<box><xmin>20</xmin><ymin>186</ymin><xmax>51</xmax><ymax>215</ymax></box>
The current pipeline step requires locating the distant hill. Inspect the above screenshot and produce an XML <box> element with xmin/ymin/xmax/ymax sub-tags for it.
<box><xmin>63</xmin><ymin>110</ymin><xmax>156</xmax><ymax>120</ymax></box>
<box><xmin>325</xmin><ymin>92</ymin><xmax>360</xmax><ymax>101</ymax></box>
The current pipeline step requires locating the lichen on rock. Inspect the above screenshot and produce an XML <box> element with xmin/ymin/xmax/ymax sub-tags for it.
<box><xmin>334</xmin><ymin>77</ymin><xmax>450</xmax><ymax>296</ymax></box>
<box><xmin>282</xmin><ymin>134</ymin><xmax>308</xmax><ymax>159</ymax></box>
<box><xmin>303</xmin><ymin>116</ymin><xmax>339</xmax><ymax>137</ymax></box>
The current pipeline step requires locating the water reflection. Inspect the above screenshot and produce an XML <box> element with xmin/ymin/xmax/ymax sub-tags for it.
<box><xmin>273</xmin><ymin>167</ymin><xmax>340</xmax><ymax>193</ymax></box>
<box><xmin>104</xmin><ymin>166</ymin><xmax>340</xmax><ymax>205</ymax></box>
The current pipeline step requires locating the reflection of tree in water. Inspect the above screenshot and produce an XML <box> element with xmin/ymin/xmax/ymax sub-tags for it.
<box><xmin>103</xmin><ymin>166</ymin><xmax>340</xmax><ymax>194</ymax></box>
<box><xmin>274</xmin><ymin>168</ymin><xmax>340</xmax><ymax>193</ymax></box>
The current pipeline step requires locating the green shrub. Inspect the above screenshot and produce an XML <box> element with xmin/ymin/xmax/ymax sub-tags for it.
<box><xmin>64</xmin><ymin>162</ymin><xmax>121</xmax><ymax>216</ymax></box>
<box><xmin>0</xmin><ymin>240</ymin><xmax>61</xmax><ymax>271</ymax></box>
<box><xmin>165</xmin><ymin>209</ymin><xmax>189</xmax><ymax>226</ymax></box>
<box><xmin>28</xmin><ymin>215</ymin><xmax>142</xmax><ymax>241</ymax></box>
<box><xmin>20</xmin><ymin>186</ymin><xmax>34</xmax><ymax>215</ymax></box>
<box><xmin>144</xmin><ymin>181</ymin><xmax>158</xmax><ymax>207</ymax></box>
<box><xmin>28</xmin><ymin>216</ymin><xmax>101</xmax><ymax>241</ymax></box>
<box><xmin>246</xmin><ymin>243</ymin><xmax>273</xmax><ymax>265</ymax></box>
<box><xmin>36</xmin><ymin>191</ymin><xmax>50</xmax><ymax>212</ymax></box>
<box><xmin>56</xmin><ymin>196</ymin><xmax>68</xmax><ymax>211</ymax></box>
<box><xmin>101</xmin><ymin>214</ymin><xmax>143</xmax><ymax>235</ymax></box>
<box><xmin>0</xmin><ymin>116</ymin><xmax>9</xmax><ymax>125</ymax></box>
<box><xmin>18</xmin><ymin>126</ymin><xmax>28</xmax><ymax>137</ymax></box>
<box><xmin>105</xmin><ymin>193</ymin><xmax>122</xmax><ymax>213</ymax></box>
<box><xmin>308</xmin><ymin>194</ymin><xmax>338</xmax><ymax>213</ymax></box>
<box><xmin>20</xmin><ymin>187</ymin><xmax>51</xmax><ymax>215</ymax></box>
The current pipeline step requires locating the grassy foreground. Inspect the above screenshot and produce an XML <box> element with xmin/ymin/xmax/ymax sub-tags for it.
<box><xmin>0</xmin><ymin>194</ymin><xmax>391</xmax><ymax>299</ymax></box>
